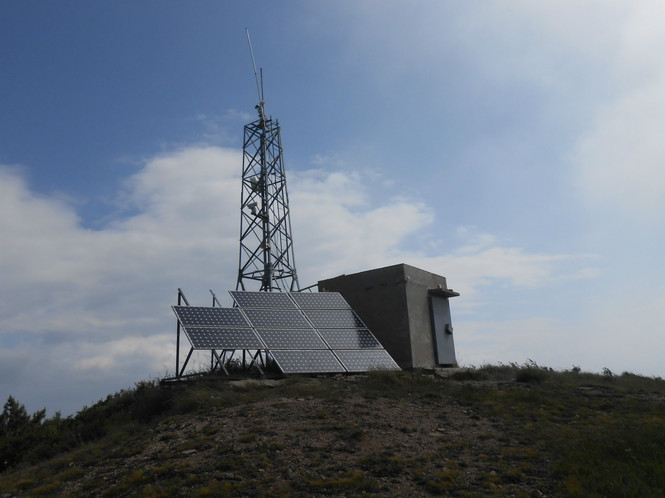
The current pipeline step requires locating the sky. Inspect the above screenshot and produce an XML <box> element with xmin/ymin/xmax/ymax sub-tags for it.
<box><xmin>2</xmin><ymin>0</ymin><xmax>665</xmax><ymax>416</ymax></box>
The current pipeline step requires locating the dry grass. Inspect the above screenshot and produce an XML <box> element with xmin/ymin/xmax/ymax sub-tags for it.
<box><xmin>2</xmin><ymin>364</ymin><xmax>665</xmax><ymax>496</ymax></box>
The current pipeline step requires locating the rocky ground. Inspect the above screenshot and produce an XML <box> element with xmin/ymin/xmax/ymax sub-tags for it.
<box><xmin>57</xmin><ymin>375</ymin><xmax>555</xmax><ymax>496</ymax></box>
<box><xmin>4</xmin><ymin>368</ymin><xmax>665</xmax><ymax>496</ymax></box>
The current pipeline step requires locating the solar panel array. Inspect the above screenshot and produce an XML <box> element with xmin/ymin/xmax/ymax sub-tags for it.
<box><xmin>172</xmin><ymin>291</ymin><xmax>400</xmax><ymax>374</ymax></box>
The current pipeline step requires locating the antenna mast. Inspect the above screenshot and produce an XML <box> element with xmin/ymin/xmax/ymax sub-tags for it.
<box><xmin>236</xmin><ymin>30</ymin><xmax>300</xmax><ymax>292</ymax></box>
<box><xmin>246</xmin><ymin>28</ymin><xmax>263</xmax><ymax>111</ymax></box>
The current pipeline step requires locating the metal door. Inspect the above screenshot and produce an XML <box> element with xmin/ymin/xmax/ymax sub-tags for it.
<box><xmin>429</xmin><ymin>295</ymin><xmax>457</xmax><ymax>366</ymax></box>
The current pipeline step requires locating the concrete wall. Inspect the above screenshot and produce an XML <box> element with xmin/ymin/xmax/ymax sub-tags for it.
<box><xmin>318</xmin><ymin>263</ymin><xmax>458</xmax><ymax>369</ymax></box>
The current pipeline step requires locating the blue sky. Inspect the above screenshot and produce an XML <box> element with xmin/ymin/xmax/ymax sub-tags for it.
<box><xmin>2</xmin><ymin>1</ymin><xmax>665</xmax><ymax>415</ymax></box>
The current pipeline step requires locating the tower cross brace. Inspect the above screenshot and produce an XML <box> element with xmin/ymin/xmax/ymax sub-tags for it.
<box><xmin>236</xmin><ymin>102</ymin><xmax>299</xmax><ymax>292</ymax></box>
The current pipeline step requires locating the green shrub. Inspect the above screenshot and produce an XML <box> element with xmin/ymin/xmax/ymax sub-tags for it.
<box><xmin>132</xmin><ymin>380</ymin><xmax>174</xmax><ymax>422</ymax></box>
<box><xmin>515</xmin><ymin>361</ymin><xmax>550</xmax><ymax>384</ymax></box>
<box><xmin>515</xmin><ymin>367</ymin><xmax>548</xmax><ymax>384</ymax></box>
<box><xmin>0</xmin><ymin>396</ymin><xmax>50</xmax><ymax>469</ymax></box>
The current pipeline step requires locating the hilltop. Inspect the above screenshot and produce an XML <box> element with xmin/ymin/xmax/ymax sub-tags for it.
<box><xmin>2</xmin><ymin>364</ymin><xmax>665</xmax><ymax>496</ymax></box>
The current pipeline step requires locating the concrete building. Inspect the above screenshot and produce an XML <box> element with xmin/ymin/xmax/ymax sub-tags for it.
<box><xmin>318</xmin><ymin>263</ymin><xmax>459</xmax><ymax>369</ymax></box>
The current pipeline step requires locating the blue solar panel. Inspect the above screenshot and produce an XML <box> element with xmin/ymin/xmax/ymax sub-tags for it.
<box><xmin>230</xmin><ymin>291</ymin><xmax>297</xmax><ymax>309</ymax></box>
<box><xmin>256</xmin><ymin>328</ymin><xmax>327</xmax><ymax>350</ymax></box>
<box><xmin>184</xmin><ymin>328</ymin><xmax>264</xmax><ymax>350</ymax></box>
<box><xmin>244</xmin><ymin>309</ymin><xmax>311</xmax><ymax>328</ymax></box>
<box><xmin>289</xmin><ymin>292</ymin><xmax>350</xmax><ymax>310</ymax></box>
<box><xmin>173</xmin><ymin>289</ymin><xmax>401</xmax><ymax>374</ymax></box>
<box><xmin>270</xmin><ymin>350</ymin><xmax>346</xmax><ymax>373</ymax></box>
<box><xmin>318</xmin><ymin>329</ymin><xmax>382</xmax><ymax>349</ymax></box>
<box><xmin>173</xmin><ymin>306</ymin><xmax>250</xmax><ymax>327</ymax></box>
<box><xmin>334</xmin><ymin>350</ymin><xmax>400</xmax><ymax>372</ymax></box>
<box><xmin>301</xmin><ymin>309</ymin><xmax>365</xmax><ymax>328</ymax></box>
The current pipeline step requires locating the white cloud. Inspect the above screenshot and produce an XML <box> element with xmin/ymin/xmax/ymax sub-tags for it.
<box><xmin>379</xmin><ymin>225</ymin><xmax>597</xmax><ymax>308</ymax></box>
<box><xmin>73</xmin><ymin>334</ymin><xmax>173</xmax><ymax>373</ymax></box>
<box><xmin>329</xmin><ymin>1</ymin><xmax>628</xmax><ymax>101</ymax></box>
<box><xmin>0</xmin><ymin>148</ymin><xmax>244</xmax><ymax>414</ymax></box>
<box><xmin>455</xmin><ymin>316</ymin><xmax>562</xmax><ymax>368</ymax></box>
<box><xmin>571</xmin><ymin>2</ymin><xmax>665</xmax><ymax>217</ymax></box>
<box><xmin>573</xmin><ymin>78</ymin><xmax>665</xmax><ymax>215</ymax></box>
<box><xmin>457</xmin><ymin>286</ymin><xmax>665</xmax><ymax>379</ymax></box>
<box><xmin>0</xmin><ymin>147</ymin><xmax>241</xmax><ymax>338</ymax></box>
<box><xmin>290</xmin><ymin>168</ymin><xmax>437</xmax><ymax>284</ymax></box>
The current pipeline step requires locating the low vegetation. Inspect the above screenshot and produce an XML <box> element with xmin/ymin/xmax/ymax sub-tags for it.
<box><xmin>2</xmin><ymin>363</ymin><xmax>665</xmax><ymax>496</ymax></box>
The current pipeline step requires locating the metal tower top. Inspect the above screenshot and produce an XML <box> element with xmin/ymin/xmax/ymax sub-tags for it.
<box><xmin>236</xmin><ymin>31</ymin><xmax>300</xmax><ymax>292</ymax></box>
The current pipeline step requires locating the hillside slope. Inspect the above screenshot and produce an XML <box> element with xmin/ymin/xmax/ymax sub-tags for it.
<box><xmin>2</xmin><ymin>366</ymin><xmax>665</xmax><ymax>496</ymax></box>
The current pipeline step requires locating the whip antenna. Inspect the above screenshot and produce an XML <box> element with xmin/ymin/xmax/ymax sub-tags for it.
<box><xmin>245</xmin><ymin>28</ymin><xmax>263</xmax><ymax>104</ymax></box>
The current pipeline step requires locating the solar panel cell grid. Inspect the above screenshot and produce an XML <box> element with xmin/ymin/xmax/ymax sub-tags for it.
<box><xmin>244</xmin><ymin>309</ymin><xmax>312</xmax><ymax>329</ymax></box>
<box><xmin>173</xmin><ymin>291</ymin><xmax>401</xmax><ymax>374</ymax></box>
<box><xmin>302</xmin><ymin>309</ymin><xmax>366</xmax><ymax>328</ymax></box>
<box><xmin>185</xmin><ymin>328</ymin><xmax>264</xmax><ymax>350</ymax></box>
<box><xmin>334</xmin><ymin>350</ymin><xmax>401</xmax><ymax>372</ymax></box>
<box><xmin>270</xmin><ymin>350</ymin><xmax>346</xmax><ymax>373</ymax></box>
<box><xmin>173</xmin><ymin>306</ymin><xmax>249</xmax><ymax>327</ymax></box>
<box><xmin>256</xmin><ymin>328</ymin><xmax>327</xmax><ymax>350</ymax></box>
<box><xmin>317</xmin><ymin>329</ymin><xmax>382</xmax><ymax>349</ymax></box>
<box><xmin>289</xmin><ymin>292</ymin><xmax>350</xmax><ymax>310</ymax></box>
<box><xmin>230</xmin><ymin>291</ymin><xmax>297</xmax><ymax>309</ymax></box>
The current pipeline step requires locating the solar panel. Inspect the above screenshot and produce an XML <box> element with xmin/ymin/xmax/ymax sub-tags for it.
<box><xmin>230</xmin><ymin>291</ymin><xmax>297</xmax><ymax>309</ymax></box>
<box><xmin>270</xmin><ymin>350</ymin><xmax>346</xmax><ymax>373</ymax></box>
<box><xmin>317</xmin><ymin>328</ymin><xmax>382</xmax><ymax>349</ymax></box>
<box><xmin>243</xmin><ymin>308</ymin><xmax>311</xmax><ymax>329</ymax></box>
<box><xmin>173</xmin><ymin>290</ymin><xmax>401</xmax><ymax>375</ymax></box>
<box><xmin>302</xmin><ymin>309</ymin><xmax>366</xmax><ymax>328</ymax></box>
<box><xmin>256</xmin><ymin>328</ymin><xmax>328</xmax><ymax>350</ymax></box>
<box><xmin>289</xmin><ymin>292</ymin><xmax>350</xmax><ymax>310</ymax></box>
<box><xmin>173</xmin><ymin>306</ymin><xmax>250</xmax><ymax>327</ymax></box>
<box><xmin>184</xmin><ymin>328</ymin><xmax>264</xmax><ymax>350</ymax></box>
<box><xmin>334</xmin><ymin>350</ymin><xmax>401</xmax><ymax>372</ymax></box>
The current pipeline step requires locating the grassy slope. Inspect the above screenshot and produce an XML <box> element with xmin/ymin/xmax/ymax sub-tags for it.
<box><xmin>2</xmin><ymin>365</ymin><xmax>665</xmax><ymax>496</ymax></box>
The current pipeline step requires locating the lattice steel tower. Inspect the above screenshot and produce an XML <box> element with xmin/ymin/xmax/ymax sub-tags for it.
<box><xmin>236</xmin><ymin>32</ymin><xmax>300</xmax><ymax>292</ymax></box>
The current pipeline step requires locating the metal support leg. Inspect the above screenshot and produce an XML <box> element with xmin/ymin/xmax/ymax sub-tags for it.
<box><xmin>178</xmin><ymin>347</ymin><xmax>194</xmax><ymax>377</ymax></box>
<box><xmin>212</xmin><ymin>350</ymin><xmax>229</xmax><ymax>376</ymax></box>
<box><xmin>248</xmin><ymin>350</ymin><xmax>264</xmax><ymax>375</ymax></box>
